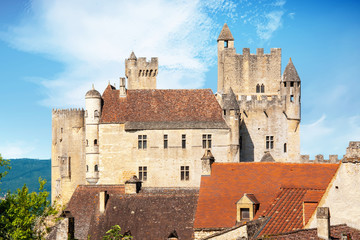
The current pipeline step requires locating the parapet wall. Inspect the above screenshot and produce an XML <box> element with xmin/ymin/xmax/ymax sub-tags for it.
<box><xmin>300</xmin><ymin>154</ymin><xmax>340</xmax><ymax>164</ymax></box>
<box><xmin>238</xmin><ymin>95</ymin><xmax>285</xmax><ymax>111</ymax></box>
<box><xmin>241</xmin><ymin>47</ymin><xmax>281</xmax><ymax>57</ymax></box>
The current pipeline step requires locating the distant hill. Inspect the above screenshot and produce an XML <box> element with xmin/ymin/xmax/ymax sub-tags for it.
<box><xmin>0</xmin><ymin>158</ymin><xmax>51</xmax><ymax>197</ymax></box>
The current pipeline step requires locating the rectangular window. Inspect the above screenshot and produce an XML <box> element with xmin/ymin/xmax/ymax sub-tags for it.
<box><xmin>224</xmin><ymin>40</ymin><xmax>228</xmax><ymax>48</ymax></box>
<box><xmin>182</xmin><ymin>134</ymin><xmax>186</xmax><ymax>149</ymax></box>
<box><xmin>290</xmin><ymin>95</ymin><xmax>294</xmax><ymax>102</ymax></box>
<box><xmin>180</xmin><ymin>166</ymin><xmax>189</xmax><ymax>181</ymax></box>
<box><xmin>241</xmin><ymin>208</ymin><xmax>250</xmax><ymax>220</ymax></box>
<box><xmin>202</xmin><ymin>134</ymin><xmax>212</xmax><ymax>149</ymax></box>
<box><xmin>138</xmin><ymin>135</ymin><xmax>147</xmax><ymax>149</ymax></box>
<box><xmin>163</xmin><ymin>134</ymin><xmax>168</xmax><ymax>149</ymax></box>
<box><xmin>266</xmin><ymin>136</ymin><xmax>274</xmax><ymax>149</ymax></box>
<box><xmin>284</xmin><ymin>143</ymin><xmax>287</xmax><ymax>153</ymax></box>
<box><xmin>139</xmin><ymin>166</ymin><xmax>147</xmax><ymax>181</ymax></box>
<box><xmin>290</xmin><ymin>81</ymin><xmax>294</xmax><ymax>87</ymax></box>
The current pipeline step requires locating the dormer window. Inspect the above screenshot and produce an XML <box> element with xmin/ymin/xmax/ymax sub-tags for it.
<box><xmin>224</xmin><ymin>40</ymin><xmax>228</xmax><ymax>48</ymax></box>
<box><xmin>236</xmin><ymin>193</ymin><xmax>259</xmax><ymax>222</ymax></box>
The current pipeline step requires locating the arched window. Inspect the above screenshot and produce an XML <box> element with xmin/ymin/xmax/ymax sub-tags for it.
<box><xmin>94</xmin><ymin>165</ymin><xmax>99</xmax><ymax>172</ymax></box>
<box><xmin>256</xmin><ymin>84</ymin><xmax>260</xmax><ymax>93</ymax></box>
<box><xmin>94</xmin><ymin>110</ymin><xmax>99</xmax><ymax>117</ymax></box>
<box><xmin>146</xmin><ymin>70</ymin><xmax>149</xmax><ymax>77</ymax></box>
<box><xmin>139</xmin><ymin>70</ymin><xmax>142</xmax><ymax>77</ymax></box>
<box><xmin>149</xmin><ymin>70</ymin><xmax>153</xmax><ymax>76</ymax></box>
<box><xmin>261</xmin><ymin>84</ymin><xmax>265</xmax><ymax>93</ymax></box>
<box><xmin>94</xmin><ymin>139</ymin><xmax>98</xmax><ymax>145</ymax></box>
<box><xmin>153</xmin><ymin>70</ymin><xmax>157</xmax><ymax>77</ymax></box>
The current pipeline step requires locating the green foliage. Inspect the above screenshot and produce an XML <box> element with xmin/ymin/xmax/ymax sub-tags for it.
<box><xmin>0</xmin><ymin>172</ymin><xmax>57</xmax><ymax>239</ymax></box>
<box><xmin>102</xmin><ymin>225</ymin><xmax>133</xmax><ymax>240</ymax></box>
<box><xmin>0</xmin><ymin>154</ymin><xmax>11</xmax><ymax>184</ymax></box>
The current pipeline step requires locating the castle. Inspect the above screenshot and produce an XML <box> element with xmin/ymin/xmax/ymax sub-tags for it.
<box><xmin>51</xmin><ymin>23</ymin><xmax>301</xmax><ymax>205</ymax></box>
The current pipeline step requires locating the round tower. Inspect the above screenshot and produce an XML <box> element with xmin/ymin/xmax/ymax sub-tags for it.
<box><xmin>217</xmin><ymin>23</ymin><xmax>235</xmax><ymax>94</ymax></box>
<box><xmin>125</xmin><ymin>51</ymin><xmax>137</xmax><ymax>89</ymax></box>
<box><xmin>281</xmin><ymin>58</ymin><xmax>301</xmax><ymax>120</ymax></box>
<box><xmin>85</xmin><ymin>85</ymin><xmax>101</xmax><ymax>184</ymax></box>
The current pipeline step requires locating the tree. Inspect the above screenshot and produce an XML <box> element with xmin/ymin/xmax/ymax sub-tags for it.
<box><xmin>102</xmin><ymin>225</ymin><xmax>133</xmax><ymax>240</ymax></box>
<box><xmin>0</xmin><ymin>155</ymin><xmax>57</xmax><ymax>240</ymax></box>
<box><xmin>0</xmin><ymin>154</ymin><xmax>10</xmax><ymax>185</ymax></box>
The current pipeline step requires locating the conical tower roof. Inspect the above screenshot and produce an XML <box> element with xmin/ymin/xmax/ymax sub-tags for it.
<box><xmin>217</xmin><ymin>23</ymin><xmax>234</xmax><ymax>41</ymax></box>
<box><xmin>129</xmin><ymin>51</ymin><xmax>137</xmax><ymax>60</ymax></box>
<box><xmin>282</xmin><ymin>58</ymin><xmax>300</xmax><ymax>82</ymax></box>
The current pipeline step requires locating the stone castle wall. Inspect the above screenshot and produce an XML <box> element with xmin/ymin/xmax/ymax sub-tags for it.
<box><xmin>98</xmin><ymin>124</ymin><xmax>231</xmax><ymax>187</ymax></box>
<box><xmin>51</xmin><ymin>109</ymin><xmax>86</xmax><ymax>205</ymax></box>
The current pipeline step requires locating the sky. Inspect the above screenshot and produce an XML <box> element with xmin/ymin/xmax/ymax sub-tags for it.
<box><xmin>0</xmin><ymin>0</ymin><xmax>359</xmax><ymax>159</ymax></box>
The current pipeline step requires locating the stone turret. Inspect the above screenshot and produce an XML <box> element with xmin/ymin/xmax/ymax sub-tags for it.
<box><xmin>125</xmin><ymin>51</ymin><xmax>158</xmax><ymax>89</ymax></box>
<box><xmin>281</xmin><ymin>58</ymin><xmax>301</xmax><ymax>120</ymax></box>
<box><xmin>217</xmin><ymin>23</ymin><xmax>235</xmax><ymax>94</ymax></box>
<box><xmin>85</xmin><ymin>85</ymin><xmax>101</xmax><ymax>184</ymax></box>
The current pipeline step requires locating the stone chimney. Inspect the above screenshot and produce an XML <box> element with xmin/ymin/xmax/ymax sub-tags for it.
<box><xmin>317</xmin><ymin>207</ymin><xmax>330</xmax><ymax>240</ymax></box>
<box><xmin>99</xmin><ymin>191</ymin><xmax>109</xmax><ymax>213</ymax></box>
<box><xmin>125</xmin><ymin>175</ymin><xmax>142</xmax><ymax>194</ymax></box>
<box><xmin>201</xmin><ymin>149</ymin><xmax>215</xmax><ymax>175</ymax></box>
<box><xmin>119</xmin><ymin>77</ymin><xmax>127</xmax><ymax>97</ymax></box>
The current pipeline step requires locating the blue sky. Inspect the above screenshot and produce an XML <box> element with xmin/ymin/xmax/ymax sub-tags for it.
<box><xmin>0</xmin><ymin>0</ymin><xmax>359</xmax><ymax>159</ymax></box>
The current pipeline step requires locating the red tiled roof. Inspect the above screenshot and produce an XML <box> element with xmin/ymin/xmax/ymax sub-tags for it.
<box><xmin>66</xmin><ymin>185</ymin><xmax>199</xmax><ymax>240</ymax></box>
<box><xmin>267</xmin><ymin>224</ymin><xmax>360</xmax><ymax>239</ymax></box>
<box><xmin>258</xmin><ymin>188</ymin><xmax>325</xmax><ymax>237</ymax></box>
<box><xmin>100</xmin><ymin>86</ymin><xmax>226</xmax><ymax>126</ymax></box>
<box><xmin>194</xmin><ymin>162</ymin><xmax>339</xmax><ymax>230</ymax></box>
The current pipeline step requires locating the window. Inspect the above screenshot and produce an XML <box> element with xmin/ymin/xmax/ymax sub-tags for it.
<box><xmin>182</xmin><ymin>134</ymin><xmax>186</xmax><ymax>149</ymax></box>
<box><xmin>202</xmin><ymin>134</ymin><xmax>212</xmax><ymax>149</ymax></box>
<box><xmin>266</xmin><ymin>136</ymin><xmax>274</xmax><ymax>149</ymax></box>
<box><xmin>256</xmin><ymin>84</ymin><xmax>260</xmax><ymax>93</ymax></box>
<box><xmin>86</xmin><ymin>165</ymin><xmax>89</xmax><ymax>172</ymax></box>
<box><xmin>138</xmin><ymin>135</ymin><xmax>147</xmax><ymax>149</ymax></box>
<box><xmin>284</xmin><ymin>143</ymin><xmax>287</xmax><ymax>153</ymax></box>
<box><xmin>94</xmin><ymin>110</ymin><xmax>99</xmax><ymax>117</ymax></box>
<box><xmin>94</xmin><ymin>165</ymin><xmax>99</xmax><ymax>172</ymax></box>
<box><xmin>261</xmin><ymin>84</ymin><xmax>265</xmax><ymax>93</ymax></box>
<box><xmin>94</xmin><ymin>139</ymin><xmax>98</xmax><ymax>145</ymax></box>
<box><xmin>85</xmin><ymin>110</ymin><xmax>88</xmax><ymax>118</ymax></box>
<box><xmin>284</xmin><ymin>82</ymin><xmax>287</xmax><ymax>87</ymax></box>
<box><xmin>164</xmin><ymin>134</ymin><xmax>168</xmax><ymax>149</ymax></box>
<box><xmin>86</xmin><ymin>139</ymin><xmax>88</xmax><ymax>146</ymax></box>
<box><xmin>61</xmin><ymin>128</ymin><xmax>63</xmax><ymax>133</ymax></box>
<box><xmin>180</xmin><ymin>166</ymin><xmax>189</xmax><ymax>181</ymax></box>
<box><xmin>223</xmin><ymin>110</ymin><xmax>226</xmax><ymax>116</ymax></box>
<box><xmin>224</xmin><ymin>40</ymin><xmax>228</xmax><ymax>48</ymax></box>
<box><xmin>139</xmin><ymin>166</ymin><xmax>147</xmax><ymax>181</ymax></box>
<box><xmin>290</xmin><ymin>95</ymin><xmax>294</xmax><ymax>102</ymax></box>
<box><xmin>240</xmin><ymin>208</ymin><xmax>250</xmax><ymax>220</ymax></box>
<box><xmin>290</xmin><ymin>81</ymin><xmax>294</xmax><ymax>87</ymax></box>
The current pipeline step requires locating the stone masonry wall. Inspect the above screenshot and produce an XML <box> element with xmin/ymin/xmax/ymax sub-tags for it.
<box><xmin>98</xmin><ymin>124</ymin><xmax>231</xmax><ymax>187</ymax></box>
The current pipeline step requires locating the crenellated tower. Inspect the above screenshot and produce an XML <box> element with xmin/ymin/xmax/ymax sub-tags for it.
<box><xmin>125</xmin><ymin>51</ymin><xmax>158</xmax><ymax>89</ymax></box>
<box><xmin>85</xmin><ymin>85</ymin><xmax>101</xmax><ymax>184</ymax></box>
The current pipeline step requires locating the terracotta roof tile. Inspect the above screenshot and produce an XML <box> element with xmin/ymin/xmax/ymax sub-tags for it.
<box><xmin>267</xmin><ymin>224</ymin><xmax>360</xmax><ymax>239</ymax></box>
<box><xmin>100</xmin><ymin>87</ymin><xmax>226</xmax><ymax>128</ymax></box>
<box><xmin>194</xmin><ymin>163</ymin><xmax>339</xmax><ymax>230</ymax></box>
<box><xmin>66</xmin><ymin>186</ymin><xmax>198</xmax><ymax>240</ymax></box>
<box><xmin>258</xmin><ymin>188</ymin><xmax>325</xmax><ymax>237</ymax></box>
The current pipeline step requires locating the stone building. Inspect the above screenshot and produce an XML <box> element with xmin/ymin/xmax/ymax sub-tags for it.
<box><xmin>51</xmin><ymin>23</ymin><xmax>302</xmax><ymax>205</ymax></box>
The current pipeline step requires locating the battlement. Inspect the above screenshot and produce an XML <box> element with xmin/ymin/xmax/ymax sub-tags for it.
<box><xmin>240</xmin><ymin>48</ymin><xmax>281</xmax><ymax>57</ymax></box>
<box><xmin>52</xmin><ymin>108</ymin><xmax>85</xmax><ymax>115</ymax></box>
<box><xmin>238</xmin><ymin>94</ymin><xmax>285</xmax><ymax>110</ymax></box>
<box><xmin>300</xmin><ymin>154</ymin><xmax>341</xmax><ymax>164</ymax></box>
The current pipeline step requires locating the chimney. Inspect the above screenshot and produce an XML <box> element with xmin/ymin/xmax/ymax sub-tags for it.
<box><xmin>125</xmin><ymin>175</ymin><xmax>142</xmax><ymax>194</ymax></box>
<box><xmin>120</xmin><ymin>77</ymin><xmax>127</xmax><ymax>97</ymax></box>
<box><xmin>317</xmin><ymin>207</ymin><xmax>330</xmax><ymax>240</ymax></box>
<box><xmin>99</xmin><ymin>191</ymin><xmax>108</xmax><ymax>213</ymax></box>
<box><xmin>201</xmin><ymin>149</ymin><xmax>215</xmax><ymax>175</ymax></box>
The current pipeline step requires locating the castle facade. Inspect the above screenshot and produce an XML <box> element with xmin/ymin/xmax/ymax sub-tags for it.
<box><xmin>51</xmin><ymin>24</ymin><xmax>301</xmax><ymax>205</ymax></box>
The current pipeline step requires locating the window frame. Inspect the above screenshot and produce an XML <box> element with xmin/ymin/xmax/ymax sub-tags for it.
<box><xmin>163</xmin><ymin>134</ymin><xmax>168</xmax><ymax>149</ymax></box>
<box><xmin>182</xmin><ymin>134</ymin><xmax>186</xmax><ymax>149</ymax></box>
<box><xmin>180</xmin><ymin>166</ymin><xmax>190</xmax><ymax>181</ymax></box>
<box><xmin>139</xmin><ymin>166</ymin><xmax>147</xmax><ymax>181</ymax></box>
<box><xmin>202</xmin><ymin>134</ymin><xmax>212</xmax><ymax>149</ymax></box>
<box><xmin>240</xmin><ymin>208</ymin><xmax>250</xmax><ymax>221</ymax></box>
<box><xmin>266</xmin><ymin>136</ymin><xmax>274</xmax><ymax>149</ymax></box>
<box><xmin>138</xmin><ymin>135</ymin><xmax>147</xmax><ymax>149</ymax></box>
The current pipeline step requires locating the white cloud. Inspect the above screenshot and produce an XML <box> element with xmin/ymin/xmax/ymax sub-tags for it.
<box><xmin>0</xmin><ymin>141</ymin><xmax>36</xmax><ymax>159</ymax></box>
<box><xmin>4</xmin><ymin>0</ymin><xmax>238</xmax><ymax>107</ymax></box>
<box><xmin>301</xmin><ymin>114</ymin><xmax>360</xmax><ymax>158</ymax></box>
<box><xmin>256</xmin><ymin>10</ymin><xmax>284</xmax><ymax>40</ymax></box>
